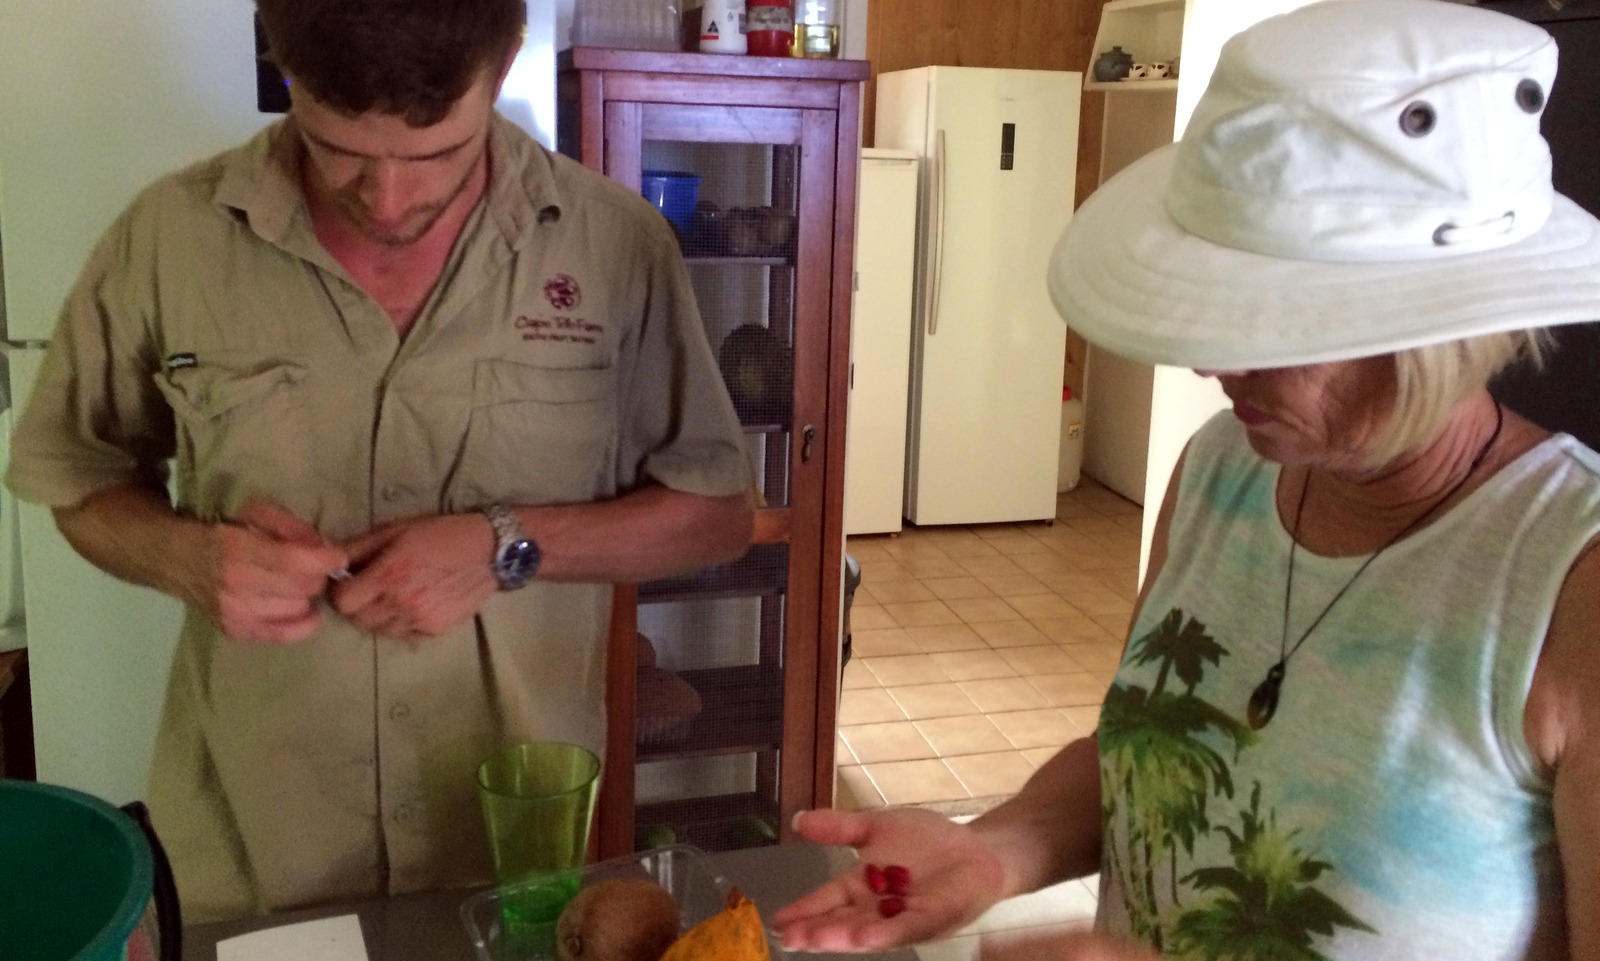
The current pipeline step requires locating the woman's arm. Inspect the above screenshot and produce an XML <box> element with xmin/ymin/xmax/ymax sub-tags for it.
<box><xmin>970</xmin><ymin>443</ymin><xmax>1190</xmax><ymax>894</ymax></box>
<box><xmin>1524</xmin><ymin>533</ymin><xmax>1600</xmax><ymax>961</ymax></box>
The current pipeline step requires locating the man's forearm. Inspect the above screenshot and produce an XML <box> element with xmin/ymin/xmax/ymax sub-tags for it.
<box><xmin>53</xmin><ymin>482</ymin><xmax>211</xmax><ymax>607</ymax></box>
<box><xmin>515</xmin><ymin>484</ymin><xmax>755</xmax><ymax>583</ymax></box>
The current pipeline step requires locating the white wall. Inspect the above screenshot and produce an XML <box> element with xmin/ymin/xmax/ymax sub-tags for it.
<box><xmin>844</xmin><ymin>0</ymin><xmax>869</xmax><ymax>61</ymax></box>
<box><xmin>1136</xmin><ymin>0</ymin><xmax>1322</xmax><ymax>579</ymax></box>
<box><xmin>498</xmin><ymin>0</ymin><xmax>574</xmax><ymax>147</ymax></box>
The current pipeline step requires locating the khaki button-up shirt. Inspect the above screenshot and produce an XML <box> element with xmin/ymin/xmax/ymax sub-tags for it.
<box><xmin>6</xmin><ymin>115</ymin><xmax>749</xmax><ymax>920</ymax></box>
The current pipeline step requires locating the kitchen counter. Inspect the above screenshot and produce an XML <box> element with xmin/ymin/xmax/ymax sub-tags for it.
<box><xmin>184</xmin><ymin>842</ymin><xmax>981</xmax><ymax>961</ymax></box>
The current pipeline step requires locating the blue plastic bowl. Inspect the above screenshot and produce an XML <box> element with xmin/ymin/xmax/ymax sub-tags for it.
<box><xmin>641</xmin><ymin>170</ymin><xmax>701</xmax><ymax>233</ymax></box>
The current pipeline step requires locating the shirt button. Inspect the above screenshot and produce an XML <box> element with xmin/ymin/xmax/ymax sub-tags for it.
<box><xmin>381</xmin><ymin>485</ymin><xmax>404</xmax><ymax>501</ymax></box>
<box><xmin>393</xmin><ymin>804</ymin><xmax>414</xmax><ymax>824</ymax></box>
<box><xmin>389</xmin><ymin>702</ymin><xmax>411</xmax><ymax>721</ymax></box>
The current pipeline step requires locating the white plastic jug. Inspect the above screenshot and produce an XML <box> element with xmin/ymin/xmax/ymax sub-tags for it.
<box><xmin>1058</xmin><ymin>387</ymin><xmax>1085</xmax><ymax>493</ymax></box>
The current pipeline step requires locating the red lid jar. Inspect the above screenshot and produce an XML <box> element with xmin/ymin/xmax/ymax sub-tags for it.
<box><xmin>746</xmin><ymin>0</ymin><xmax>794</xmax><ymax>56</ymax></box>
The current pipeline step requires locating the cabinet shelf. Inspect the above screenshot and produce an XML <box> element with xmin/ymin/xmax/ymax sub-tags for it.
<box><xmin>740</xmin><ymin>420</ymin><xmax>789</xmax><ymax>435</ymax></box>
<box><xmin>1090</xmin><ymin>0</ymin><xmax>1184</xmax><ymax>75</ymax></box>
<box><xmin>639</xmin><ymin>541</ymin><xmax>788</xmax><ymax>604</ymax></box>
<box><xmin>1104</xmin><ymin>0</ymin><xmax>1181</xmax><ymax>12</ymax></box>
<box><xmin>637</xmin><ymin>664</ymin><xmax>783</xmax><ymax>761</ymax></box>
<box><xmin>684</xmin><ymin>255</ymin><xmax>791</xmax><ymax>268</ymax></box>
<box><xmin>1085</xmin><ymin>79</ymin><xmax>1179</xmax><ymax>93</ymax></box>
<box><xmin>635</xmin><ymin>792</ymin><xmax>782</xmax><ymax>853</ymax></box>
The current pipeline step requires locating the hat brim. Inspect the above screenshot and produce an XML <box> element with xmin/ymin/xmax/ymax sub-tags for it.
<box><xmin>1048</xmin><ymin>145</ymin><xmax>1600</xmax><ymax>370</ymax></box>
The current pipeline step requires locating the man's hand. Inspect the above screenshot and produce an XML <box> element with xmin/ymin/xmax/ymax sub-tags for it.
<box><xmin>202</xmin><ymin>501</ymin><xmax>349</xmax><ymax>644</ymax></box>
<box><xmin>330</xmin><ymin>513</ymin><xmax>499</xmax><ymax>642</ymax></box>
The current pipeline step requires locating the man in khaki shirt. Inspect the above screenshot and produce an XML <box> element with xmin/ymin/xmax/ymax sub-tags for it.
<box><xmin>4</xmin><ymin>0</ymin><xmax>754</xmax><ymax>922</ymax></box>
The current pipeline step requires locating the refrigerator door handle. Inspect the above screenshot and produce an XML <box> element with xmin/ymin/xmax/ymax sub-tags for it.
<box><xmin>927</xmin><ymin>128</ymin><xmax>948</xmax><ymax>337</ymax></box>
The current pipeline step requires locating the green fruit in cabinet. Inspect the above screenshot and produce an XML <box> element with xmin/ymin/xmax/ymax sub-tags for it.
<box><xmin>639</xmin><ymin>823</ymin><xmax>678</xmax><ymax>849</ymax></box>
<box><xmin>727</xmin><ymin>815</ymin><xmax>777</xmax><ymax>848</ymax></box>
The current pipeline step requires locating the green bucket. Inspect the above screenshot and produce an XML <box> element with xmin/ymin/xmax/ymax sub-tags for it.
<box><xmin>0</xmin><ymin>780</ymin><xmax>180</xmax><ymax>961</ymax></box>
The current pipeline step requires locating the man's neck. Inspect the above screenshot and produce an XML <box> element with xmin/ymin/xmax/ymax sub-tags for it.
<box><xmin>306</xmin><ymin>148</ymin><xmax>491</xmax><ymax>337</ymax></box>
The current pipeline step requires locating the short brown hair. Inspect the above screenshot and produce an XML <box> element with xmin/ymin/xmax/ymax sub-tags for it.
<box><xmin>256</xmin><ymin>0</ymin><xmax>526</xmax><ymax>127</ymax></box>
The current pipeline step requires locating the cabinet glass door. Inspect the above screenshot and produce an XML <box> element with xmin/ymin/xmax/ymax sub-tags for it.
<box><xmin>614</xmin><ymin>101</ymin><xmax>836</xmax><ymax>853</ymax></box>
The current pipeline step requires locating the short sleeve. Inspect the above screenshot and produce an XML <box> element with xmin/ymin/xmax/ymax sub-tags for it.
<box><xmin>616</xmin><ymin>233</ymin><xmax>752</xmax><ymax>499</ymax></box>
<box><xmin>5</xmin><ymin>201</ymin><xmax>175</xmax><ymax>508</ymax></box>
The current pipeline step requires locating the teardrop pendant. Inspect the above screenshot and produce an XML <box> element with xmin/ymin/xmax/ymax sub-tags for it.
<box><xmin>1247</xmin><ymin>662</ymin><xmax>1286</xmax><ymax>730</ymax></box>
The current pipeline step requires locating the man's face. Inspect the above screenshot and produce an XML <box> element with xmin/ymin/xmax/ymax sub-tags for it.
<box><xmin>289</xmin><ymin>71</ymin><xmax>501</xmax><ymax>248</ymax></box>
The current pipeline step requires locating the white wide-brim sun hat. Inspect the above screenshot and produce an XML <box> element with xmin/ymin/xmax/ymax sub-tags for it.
<box><xmin>1048</xmin><ymin>0</ymin><xmax>1600</xmax><ymax>371</ymax></box>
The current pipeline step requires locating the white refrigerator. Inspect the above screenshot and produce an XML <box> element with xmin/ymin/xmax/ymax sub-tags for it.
<box><xmin>0</xmin><ymin>0</ymin><xmax>564</xmax><ymax>804</ymax></box>
<box><xmin>843</xmin><ymin>149</ymin><xmax>919</xmax><ymax>535</ymax></box>
<box><xmin>874</xmin><ymin>67</ymin><xmax>1080</xmax><ymax>526</ymax></box>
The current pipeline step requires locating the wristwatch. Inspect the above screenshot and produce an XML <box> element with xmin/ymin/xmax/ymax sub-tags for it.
<box><xmin>484</xmin><ymin>503</ymin><xmax>540</xmax><ymax>592</ymax></box>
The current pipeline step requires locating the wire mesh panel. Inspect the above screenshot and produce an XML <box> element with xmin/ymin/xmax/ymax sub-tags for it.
<box><xmin>632</xmin><ymin>543</ymin><xmax>789</xmax><ymax>851</ymax></box>
<box><xmin>643</xmin><ymin>139</ymin><xmax>800</xmax><ymax>510</ymax></box>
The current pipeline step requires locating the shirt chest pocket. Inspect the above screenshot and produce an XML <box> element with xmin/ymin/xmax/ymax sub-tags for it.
<box><xmin>448</xmin><ymin>360</ymin><xmax>617</xmax><ymax>508</ymax></box>
<box><xmin>153</xmin><ymin>358</ymin><xmax>310</xmax><ymax>518</ymax></box>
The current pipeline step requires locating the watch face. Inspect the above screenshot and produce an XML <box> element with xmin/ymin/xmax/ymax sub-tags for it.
<box><xmin>496</xmin><ymin>538</ymin><xmax>540</xmax><ymax>588</ymax></box>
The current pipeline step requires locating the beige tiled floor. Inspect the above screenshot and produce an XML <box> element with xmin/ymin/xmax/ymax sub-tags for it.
<box><xmin>836</xmin><ymin>478</ymin><xmax>1142</xmax><ymax>812</ymax></box>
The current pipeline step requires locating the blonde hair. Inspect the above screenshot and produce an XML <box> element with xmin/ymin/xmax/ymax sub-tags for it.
<box><xmin>1369</xmin><ymin>329</ymin><xmax>1551</xmax><ymax>464</ymax></box>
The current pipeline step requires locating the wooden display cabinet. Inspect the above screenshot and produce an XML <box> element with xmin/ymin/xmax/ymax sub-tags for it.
<box><xmin>557</xmin><ymin>48</ymin><xmax>869</xmax><ymax>859</ymax></box>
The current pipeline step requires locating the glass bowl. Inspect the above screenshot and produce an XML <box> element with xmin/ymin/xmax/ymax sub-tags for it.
<box><xmin>461</xmin><ymin>844</ymin><xmax>788</xmax><ymax>961</ymax></box>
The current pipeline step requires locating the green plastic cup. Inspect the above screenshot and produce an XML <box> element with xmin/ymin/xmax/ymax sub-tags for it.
<box><xmin>477</xmin><ymin>741</ymin><xmax>600</xmax><ymax>956</ymax></box>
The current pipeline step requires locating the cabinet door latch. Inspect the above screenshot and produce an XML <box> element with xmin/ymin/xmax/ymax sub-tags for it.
<box><xmin>801</xmin><ymin>425</ymin><xmax>817</xmax><ymax>463</ymax></box>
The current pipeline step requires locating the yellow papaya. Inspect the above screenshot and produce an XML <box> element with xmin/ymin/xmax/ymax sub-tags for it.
<box><xmin>658</xmin><ymin>888</ymin><xmax>770</xmax><ymax>961</ymax></box>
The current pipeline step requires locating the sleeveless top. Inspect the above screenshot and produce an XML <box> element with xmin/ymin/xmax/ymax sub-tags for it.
<box><xmin>1095</xmin><ymin>413</ymin><xmax>1600</xmax><ymax>961</ymax></box>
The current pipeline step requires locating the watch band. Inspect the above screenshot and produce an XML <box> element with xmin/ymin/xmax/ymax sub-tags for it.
<box><xmin>484</xmin><ymin>503</ymin><xmax>539</xmax><ymax>591</ymax></box>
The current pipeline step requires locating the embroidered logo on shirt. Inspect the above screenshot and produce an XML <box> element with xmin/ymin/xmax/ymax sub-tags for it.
<box><xmin>165</xmin><ymin>353</ymin><xmax>199</xmax><ymax>371</ymax></box>
<box><xmin>516</xmin><ymin>274</ymin><xmax>602</xmax><ymax>345</ymax></box>
<box><xmin>544</xmin><ymin>274</ymin><xmax>582</xmax><ymax>311</ymax></box>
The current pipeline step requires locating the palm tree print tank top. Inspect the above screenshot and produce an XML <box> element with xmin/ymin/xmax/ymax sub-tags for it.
<box><xmin>1095</xmin><ymin>414</ymin><xmax>1600</xmax><ymax>961</ymax></box>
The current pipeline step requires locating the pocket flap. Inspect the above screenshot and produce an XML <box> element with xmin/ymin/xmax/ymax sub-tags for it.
<box><xmin>154</xmin><ymin>360</ymin><xmax>308</xmax><ymax>421</ymax></box>
<box><xmin>472</xmin><ymin>360</ymin><xmax>612</xmax><ymax>407</ymax></box>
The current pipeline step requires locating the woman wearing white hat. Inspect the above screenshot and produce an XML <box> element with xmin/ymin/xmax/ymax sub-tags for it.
<box><xmin>774</xmin><ymin>1</ymin><xmax>1600</xmax><ymax>958</ymax></box>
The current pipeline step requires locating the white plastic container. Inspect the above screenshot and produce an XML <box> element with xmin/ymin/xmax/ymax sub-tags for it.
<box><xmin>572</xmin><ymin>0</ymin><xmax>683</xmax><ymax>50</ymax></box>
<box><xmin>699</xmin><ymin>0</ymin><xmax>747</xmax><ymax>52</ymax></box>
<box><xmin>1058</xmin><ymin>387</ymin><xmax>1085</xmax><ymax>493</ymax></box>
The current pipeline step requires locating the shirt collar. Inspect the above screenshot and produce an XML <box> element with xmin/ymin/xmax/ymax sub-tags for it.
<box><xmin>211</xmin><ymin>119</ymin><xmax>311</xmax><ymax>249</ymax></box>
<box><xmin>482</xmin><ymin>112</ymin><xmax>566</xmax><ymax>250</ymax></box>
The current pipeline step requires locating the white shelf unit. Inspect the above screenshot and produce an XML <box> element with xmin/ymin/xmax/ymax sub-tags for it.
<box><xmin>1084</xmin><ymin>79</ymin><xmax>1179</xmax><ymax>93</ymax></box>
<box><xmin>1090</xmin><ymin>0</ymin><xmax>1186</xmax><ymax>79</ymax></box>
<box><xmin>1077</xmin><ymin>0</ymin><xmax>1187</xmax><ymax>505</ymax></box>
<box><xmin>1089</xmin><ymin>0</ymin><xmax>1185</xmax><ymax>183</ymax></box>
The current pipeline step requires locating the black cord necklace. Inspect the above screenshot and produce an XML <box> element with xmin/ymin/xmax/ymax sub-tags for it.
<box><xmin>1245</xmin><ymin>398</ymin><xmax>1505</xmax><ymax>731</ymax></box>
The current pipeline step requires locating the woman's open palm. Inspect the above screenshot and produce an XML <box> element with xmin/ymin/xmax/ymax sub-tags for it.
<box><xmin>773</xmin><ymin>807</ymin><xmax>1010</xmax><ymax>953</ymax></box>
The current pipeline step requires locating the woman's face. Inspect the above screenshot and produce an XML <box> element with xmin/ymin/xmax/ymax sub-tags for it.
<box><xmin>1197</xmin><ymin>355</ymin><xmax>1397</xmax><ymax>470</ymax></box>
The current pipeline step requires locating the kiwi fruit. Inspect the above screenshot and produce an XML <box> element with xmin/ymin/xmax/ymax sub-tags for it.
<box><xmin>555</xmin><ymin>878</ymin><xmax>681</xmax><ymax>961</ymax></box>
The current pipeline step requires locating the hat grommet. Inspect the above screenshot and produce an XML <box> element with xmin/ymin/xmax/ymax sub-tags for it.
<box><xmin>1399</xmin><ymin>101</ymin><xmax>1437</xmax><ymax>138</ymax></box>
<box><xmin>1515</xmin><ymin>78</ymin><xmax>1545</xmax><ymax>114</ymax></box>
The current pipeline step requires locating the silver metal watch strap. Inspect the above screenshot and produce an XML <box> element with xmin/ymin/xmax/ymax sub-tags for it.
<box><xmin>484</xmin><ymin>503</ymin><xmax>521</xmax><ymax>552</ymax></box>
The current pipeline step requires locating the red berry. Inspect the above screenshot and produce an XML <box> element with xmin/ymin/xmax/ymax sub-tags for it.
<box><xmin>878</xmin><ymin>895</ymin><xmax>906</xmax><ymax>918</ymax></box>
<box><xmin>883</xmin><ymin>864</ymin><xmax>911</xmax><ymax>896</ymax></box>
<box><xmin>864</xmin><ymin>863</ymin><xmax>888</xmax><ymax>894</ymax></box>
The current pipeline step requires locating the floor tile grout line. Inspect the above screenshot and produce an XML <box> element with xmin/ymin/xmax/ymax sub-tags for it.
<box><xmin>839</xmin><ymin>480</ymin><xmax>1140</xmax><ymax>816</ymax></box>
